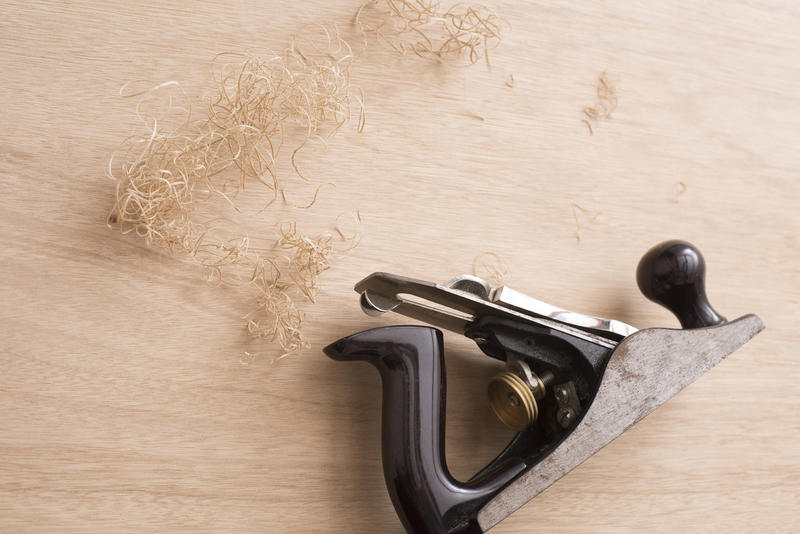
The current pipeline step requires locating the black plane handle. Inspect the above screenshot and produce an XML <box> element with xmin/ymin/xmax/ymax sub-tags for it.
<box><xmin>324</xmin><ymin>326</ymin><xmax>525</xmax><ymax>534</ymax></box>
<box><xmin>636</xmin><ymin>240</ymin><xmax>727</xmax><ymax>329</ymax></box>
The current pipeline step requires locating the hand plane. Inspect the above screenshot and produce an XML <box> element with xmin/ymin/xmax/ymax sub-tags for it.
<box><xmin>323</xmin><ymin>241</ymin><xmax>764</xmax><ymax>534</ymax></box>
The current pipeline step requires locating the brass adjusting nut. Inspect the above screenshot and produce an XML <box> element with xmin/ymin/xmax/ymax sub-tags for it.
<box><xmin>488</xmin><ymin>367</ymin><xmax>545</xmax><ymax>432</ymax></box>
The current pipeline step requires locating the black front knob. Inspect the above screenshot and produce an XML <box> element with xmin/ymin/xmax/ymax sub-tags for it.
<box><xmin>636</xmin><ymin>240</ymin><xmax>726</xmax><ymax>329</ymax></box>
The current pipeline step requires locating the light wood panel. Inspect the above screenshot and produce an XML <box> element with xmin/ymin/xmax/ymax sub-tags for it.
<box><xmin>1</xmin><ymin>1</ymin><xmax>798</xmax><ymax>532</ymax></box>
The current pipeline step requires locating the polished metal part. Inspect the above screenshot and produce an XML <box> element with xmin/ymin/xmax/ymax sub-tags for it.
<box><xmin>359</xmin><ymin>289</ymin><xmax>400</xmax><ymax>316</ymax></box>
<box><xmin>356</xmin><ymin>273</ymin><xmax>619</xmax><ymax>350</ymax></box>
<box><xmin>445</xmin><ymin>274</ymin><xmax>492</xmax><ymax>300</ymax></box>
<box><xmin>476</xmin><ymin>314</ymin><xmax>765</xmax><ymax>531</ymax></box>
<box><xmin>492</xmin><ymin>286</ymin><xmax>638</xmax><ymax>340</ymax></box>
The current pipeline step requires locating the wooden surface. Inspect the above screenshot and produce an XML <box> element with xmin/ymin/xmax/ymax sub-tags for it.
<box><xmin>1</xmin><ymin>1</ymin><xmax>799</xmax><ymax>532</ymax></box>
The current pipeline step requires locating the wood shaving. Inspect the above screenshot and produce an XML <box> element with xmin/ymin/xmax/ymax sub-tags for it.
<box><xmin>356</xmin><ymin>0</ymin><xmax>503</xmax><ymax>67</ymax></box>
<box><xmin>108</xmin><ymin>28</ymin><xmax>362</xmax><ymax>355</ymax></box>
<box><xmin>582</xmin><ymin>72</ymin><xmax>617</xmax><ymax>135</ymax></box>
<box><xmin>246</xmin><ymin>257</ymin><xmax>305</xmax><ymax>353</ymax></box>
<box><xmin>108</xmin><ymin>4</ymin><xmax>502</xmax><ymax>356</ymax></box>
<box><xmin>472</xmin><ymin>252</ymin><xmax>510</xmax><ymax>286</ymax></box>
<box><xmin>672</xmin><ymin>181</ymin><xmax>688</xmax><ymax>203</ymax></box>
<box><xmin>278</xmin><ymin>221</ymin><xmax>336</xmax><ymax>302</ymax></box>
<box><xmin>571</xmin><ymin>202</ymin><xmax>601</xmax><ymax>244</ymax></box>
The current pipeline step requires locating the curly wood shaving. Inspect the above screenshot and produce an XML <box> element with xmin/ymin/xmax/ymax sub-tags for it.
<box><xmin>582</xmin><ymin>72</ymin><xmax>617</xmax><ymax>135</ymax></box>
<box><xmin>333</xmin><ymin>211</ymin><xmax>364</xmax><ymax>250</ymax></box>
<box><xmin>278</xmin><ymin>221</ymin><xmax>335</xmax><ymax>302</ymax></box>
<box><xmin>356</xmin><ymin>0</ymin><xmax>503</xmax><ymax>67</ymax></box>
<box><xmin>571</xmin><ymin>202</ymin><xmax>601</xmax><ymax>244</ymax></box>
<box><xmin>246</xmin><ymin>257</ymin><xmax>305</xmax><ymax>353</ymax></box>
<box><xmin>672</xmin><ymin>181</ymin><xmax>688</xmax><ymax>203</ymax></box>
<box><xmin>472</xmin><ymin>252</ymin><xmax>510</xmax><ymax>286</ymax></box>
<box><xmin>245</xmin><ymin>219</ymin><xmax>361</xmax><ymax>354</ymax></box>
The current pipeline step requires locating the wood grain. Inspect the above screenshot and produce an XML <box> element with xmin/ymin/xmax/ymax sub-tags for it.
<box><xmin>1</xmin><ymin>1</ymin><xmax>798</xmax><ymax>532</ymax></box>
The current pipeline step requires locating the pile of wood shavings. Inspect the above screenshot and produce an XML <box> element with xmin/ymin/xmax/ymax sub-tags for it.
<box><xmin>109</xmin><ymin>5</ymin><xmax>502</xmax><ymax>355</ymax></box>
<box><xmin>109</xmin><ymin>30</ymin><xmax>362</xmax><ymax>355</ymax></box>
<box><xmin>356</xmin><ymin>0</ymin><xmax>504</xmax><ymax>66</ymax></box>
